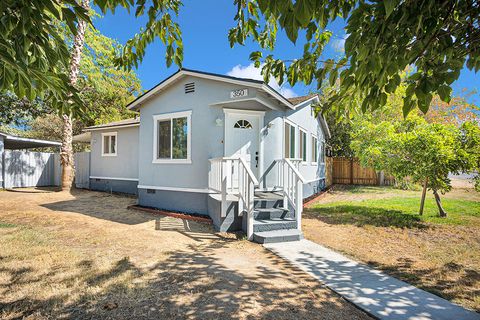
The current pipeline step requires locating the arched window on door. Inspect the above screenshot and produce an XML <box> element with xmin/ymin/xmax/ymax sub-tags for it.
<box><xmin>234</xmin><ymin>119</ymin><xmax>252</xmax><ymax>129</ymax></box>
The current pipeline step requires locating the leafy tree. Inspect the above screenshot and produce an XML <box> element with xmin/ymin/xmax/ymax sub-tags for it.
<box><xmin>0</xmin><ymin>0</ymin><xmax>181</xmax><ymax>102</ymax></box>
<box><xmin>3</xmin><ymin>0</ymin><xmax>479</xmax><ymax>119</ymax></box>
<box><xmin>424</xmin><ymin>89</ymin><xmax>480</xmax><ymax>125</ymax></box>
<box><xmin>351</xmin><ymin>116</ymin><xmax>480</xmax><ymax>217</ymax></box>
<box><xmin>230</xmin><ymin>0</ymin><xmax>480</xmax><ymax>115</ymax></box>
<box><xmin>0</xmin><ymin>21</ymin><xmax>141</xmax><ymax>155</ymax></box>
<box><xmin>0</xmin><ymin>92</ymin><xmax>51</xmax><ymax>127</ymax></box>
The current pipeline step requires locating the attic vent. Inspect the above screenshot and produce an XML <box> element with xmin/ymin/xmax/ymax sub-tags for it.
<box><xmin>184</xmin><ymin>82</ymin><xmax>195</xmax><ymax>94</ymax></box>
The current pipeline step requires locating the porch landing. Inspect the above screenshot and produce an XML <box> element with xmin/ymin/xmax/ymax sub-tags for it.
<box><xmin>265</xmin><ymin>239</ymin><xmax>480</xmax><ymax>320</ymax></box>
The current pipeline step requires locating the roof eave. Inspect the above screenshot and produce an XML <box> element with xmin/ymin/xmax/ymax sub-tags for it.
<box><xmin>127</xmin><ymin>68</ymin><xmax>295</xmax><ymax>111</ymax></box>
<box><xmin>84</xmin><ymin>123</ymin><xmax>140</xmax><ymax>132</ymax></box>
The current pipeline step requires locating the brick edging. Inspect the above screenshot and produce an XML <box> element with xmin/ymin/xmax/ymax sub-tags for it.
<box><xmin>127</xmin><ymin>205</ymin><xmax>213</xmax><ymax>224</ymax></box>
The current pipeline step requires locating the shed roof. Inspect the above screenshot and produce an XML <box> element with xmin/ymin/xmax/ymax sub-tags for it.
<box><xmin>84</xmin><ymin>118</ymin><xmax>140</xmax><ymax>131</ymax></box>
<box><xmin>288</xmin><ymin>94</ymin><xmax>318</xmax><ymax>106</ymax></box>
<box><xmin>0</xmin><ymin>132</ymin><xmax>61</xmax><ymax>150</ymax></box>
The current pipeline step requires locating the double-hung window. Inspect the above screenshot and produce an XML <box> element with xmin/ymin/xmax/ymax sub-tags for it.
<box><xmin>284</xmin><ymin>121</ymin><xmax>296</xmax><ymax>158</ymax></box>
<box><xmin>311</xmin><ymin>135</ymin><xmax>318</xmax><ymax>164</ymax></box>
<box><xmin>319</xmin><ymin>140</ymin><xmax>325</xmax><ymax>163</ymax></box>
<box><xmin>299</xmin><ymin>129</ymin><xmax>307</xmax><ymax>162</ymax></box>
<box><xmin>153</xmin><ymin>110</ymin><xmax>192</xmax><ymax>164</ymax></box>
<box><xmin>102</xmin><ymin>132</ymin><xmax>117</xmax><ymax>156</ymax></box>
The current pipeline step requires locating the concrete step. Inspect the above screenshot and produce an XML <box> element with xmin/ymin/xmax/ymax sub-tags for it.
<box><xmin>254</xmin><ymin>191</ymin><xmax>284</xmax><ymax>209</ymax></box>
<box><xmin>253</xmin><ymin>229</ymin><xmax>303</xmax><ymax>244</ymax></box>
<box><xmin>253</xmin><ymin>207</ymin><xmax>292</xmax><ymax>220</ymax></box>
<box><xmin>253</xmin><ymin>218</ymin><xmax>297</xmax><ymax>232</ymax></box>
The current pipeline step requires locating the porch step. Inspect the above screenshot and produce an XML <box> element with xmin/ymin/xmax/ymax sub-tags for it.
<box><xmin>253</xmin><ymin>218</ymin><xmax>297</xmax><ymax>232</ymax></box>
<box><xmin>254</xmin><ymin>192</ymin><xmax>284</xmax><ymax>209</ymax></box>
<box><xmin>253</xmin><ymin>207</ymin><xmax>291</xmax><ymax>220</ymax></box>
<box><xmin>253</xmin><ymin>229</ymin><xmax>303</xmax><ymax>244</ymax></box>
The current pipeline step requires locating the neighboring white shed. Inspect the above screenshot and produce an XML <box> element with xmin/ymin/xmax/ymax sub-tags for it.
<box><xmin>0</xmin><ymin>132</ymin><xmax>62</xmax><ymax>188</ymax></box>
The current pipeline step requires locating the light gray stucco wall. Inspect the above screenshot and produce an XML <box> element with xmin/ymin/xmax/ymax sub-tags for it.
<box><xmin>137</xmin><ymin>75</ymin><xmax>266</xmax><ymax>191</ymax></box>
<box><xmin>89</xmin><ymin>126</ymin><xmax>139</xmax><ymax>180</ymax></box>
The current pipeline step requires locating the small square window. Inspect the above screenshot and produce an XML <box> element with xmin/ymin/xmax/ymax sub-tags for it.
<box><xmin>102</xmin><ymin>132</ymin><xmax>117</xmax><ymax>156</ymax></box>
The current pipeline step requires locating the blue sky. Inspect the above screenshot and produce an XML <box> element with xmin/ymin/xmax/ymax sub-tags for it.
<box><xmin>94</xmin><ymin>0</ymin><xmax>479</xmax><ymax>104</ymax></box>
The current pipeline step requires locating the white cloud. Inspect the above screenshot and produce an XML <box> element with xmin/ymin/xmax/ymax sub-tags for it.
<box><xmin>227</xmin><ymin>63</ymin><xmax>297</xmax><ymax>98</ymax></box>
<box><xmin>331</xmin><ymin>38</ymin><xmax>345</xmax><ymax>53</ymax></box>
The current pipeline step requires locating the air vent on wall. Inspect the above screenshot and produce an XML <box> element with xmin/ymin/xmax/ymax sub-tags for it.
<box><xmin>185</xmin><ymin>82</ymin><xmax>195</xmax><ymax>94</ymax></box>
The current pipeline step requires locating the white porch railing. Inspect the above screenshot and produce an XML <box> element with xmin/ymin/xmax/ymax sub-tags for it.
<box><xmin>208</xmin><ymin>157</ymin><xmax>259</xmax><ymax>240</ymax></box>
<box><xmin>275</xmin><ymin>158</ymin><xmax>306</xmax><ymax>231</ymax></box>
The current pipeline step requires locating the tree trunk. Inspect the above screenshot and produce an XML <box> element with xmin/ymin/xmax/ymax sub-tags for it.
<box><xmin>432</xmin><ymin>189</ymin><xmax>447</xmax><ymax>217</ymax></box>
<box><xmin>60</xmin><ymin>0</ymin><xmax>90</xmax><ymax>191</ymax></box>
<box><xmin>419</xmin><ymin>178</ymin><xmax>428</xmax><ymax>215</ymax></box>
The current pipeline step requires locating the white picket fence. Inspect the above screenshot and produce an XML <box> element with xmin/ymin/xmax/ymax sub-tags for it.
<box><xmin>3</xmin><ymin>150</ymin><xmax>61</xmax><ymax>188</ymax></box>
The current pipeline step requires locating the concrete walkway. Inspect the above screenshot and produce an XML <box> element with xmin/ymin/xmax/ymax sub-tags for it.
<box><xmin>264</xmin><ymin>240</ymin><xmax>480</xmax><ymax>320</ymax></box>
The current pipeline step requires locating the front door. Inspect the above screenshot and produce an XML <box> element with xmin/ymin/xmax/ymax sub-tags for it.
<box><xmin>224</xmin><ymin>111</ymin><xmax>261</xmax><ymax>176</ymax></box>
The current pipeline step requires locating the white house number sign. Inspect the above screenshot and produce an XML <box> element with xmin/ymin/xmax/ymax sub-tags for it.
<box><xmin>230</xmin><ymin>88</ymin><xmax>248</xmax><ymax>99</ymax></box>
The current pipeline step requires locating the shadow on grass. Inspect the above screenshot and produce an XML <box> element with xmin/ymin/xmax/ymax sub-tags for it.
<box><xmin>366</xmin><ymin>258</ymin><xmax>480</xmax><ymax>312</ymax></box>
<box><xmin>304</xmin><ymin>205</ymin><xmax>427</xmax><ymax>229</ymax></box>
<box><xmin>0</xmin><ymin>240</ymin><xmax>367</xmax><ymax>319</ymax></box>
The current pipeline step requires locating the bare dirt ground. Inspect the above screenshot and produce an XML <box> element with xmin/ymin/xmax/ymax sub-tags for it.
<box><xmin>0</xmin><ymin>188</ymin><xmax>370</xmax><ymax>320</ymax></box>
<box><xmin>303</xmin><ymin>185</ymin><xmax>480</xmax><ymax>312</ymax></box>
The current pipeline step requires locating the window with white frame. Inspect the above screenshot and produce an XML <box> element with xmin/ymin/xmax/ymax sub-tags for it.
<box><xmin>153</xmin><ymin>111</ymin><xmax>191</xmax><ymax>163</ymax></box>
<box><xmin>284</xmin><ymin>122</ymin><xmax>296</xmax><ymax>158</ymax></box>
<box><xmin>319</xmin><ymin>140</ymin><xmax>325</xmax><ymax>163</ymax></box>
<box><xmin>311</xmin><ymin>135</ymin><xmax>318</xmax><ymax>164</ymax></box>
<box><xmin>299</xmin><ymin>129</ymin><xmax>307</xmax><ymax>162</ymax></box>
<box><xmin>102</xmin><ymin>132</ymin><xmax>117</xmax><ymax>156</ymax></box>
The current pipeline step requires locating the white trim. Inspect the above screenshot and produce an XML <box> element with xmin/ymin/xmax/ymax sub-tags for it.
<box><xmin>138</xmin><ymin>185</ymin><xmax>212</xmax><ymax>194</ymax></box>
<box><xmin>305</xmin><ymin>177</ymin><xmax>324</xmax><ymax>184</ymax></box>
<box><xmin>211</xmin><ymin>96</ymin><xmax>282</xmax><ymax>111</ymax></box>
<box><xmin>127</xmin><ymin>69</ymin><xmax>294</xmax><ymax>111</ymax></box>
<box><xmin>152</xmin><ymin>110</ymin><xmax>192</xmax><ymax>164</ymax></box>
<box><xmin>90</xmin><ymin>176</ymin><xmax>139</xmax><ymax>182</ymax></box>
<box><xmin>85</xmin><ymin>123</ymin><xmax>139</xmax><ymax>132</ymax></box>
<box><xmin>223</xmin><ymin>108</ymin><xmax>266</xmax><ymax>116</ymax></box>
<box><xmin>311</xmin><ymin>134</ymin><xmax>318</xmax><ymax>165</ymax></box>
<box><xmin>283</xmin><ymin>118</ymin><xmax>297</xmax><ymax>159</ymax></box>
<box><xmin>298</xmin><ymin>127</ymin><xmax>308</xmax><ymax>164</ymax></box>
<box><xmin>101</xmin><ymin>132</ymin><xmax>117</xmax><ymax>157</ymax></box>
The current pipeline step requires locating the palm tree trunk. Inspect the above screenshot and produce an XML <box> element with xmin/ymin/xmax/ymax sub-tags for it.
<box><xmin>61</xmin><ymin>0</ymin><xmax>90</xmax><ymax>190</ymax></box>
<box><xmin>433</xmin><ymin>189</ymin><xmax>447</xmax><ymax>217</ymax></box>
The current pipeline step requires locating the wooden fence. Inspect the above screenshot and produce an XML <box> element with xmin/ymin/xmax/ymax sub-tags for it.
<box><xmin>327</xmin><ymin>157</ymin><xmax>395</xmax><ymax>186</ymax></box>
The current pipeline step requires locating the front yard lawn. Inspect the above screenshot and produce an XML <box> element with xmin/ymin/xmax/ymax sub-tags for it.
<box><xmin>303</xmin><ymin>185</ymin><xmax>480</xmax><ymax>312</ymax></box>
<box><xmin>0</xmin><ymin>188</ymin><xmax>370</xmax><ymax>320</ymax></box>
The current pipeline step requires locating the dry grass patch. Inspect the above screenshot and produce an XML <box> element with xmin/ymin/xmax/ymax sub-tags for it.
<box><xmin>304</xmin><ymin>185</ymin><xmax>480</xmax><ymax>312</ymax></box>
<box><xmin>0</xmin><ymin>188</ymin><xmax>370</xmax><ymax>320</ymax></box>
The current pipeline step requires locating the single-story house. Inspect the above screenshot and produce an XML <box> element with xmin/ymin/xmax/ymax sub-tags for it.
<box><xmin>80</xmin><ymin>68</ymin><xmax>330</xmax><ymax>243</ymax></box>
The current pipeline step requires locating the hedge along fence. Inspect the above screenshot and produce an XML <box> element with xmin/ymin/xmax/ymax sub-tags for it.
<box><xmin>327</xmin><ymin>157</ymin><xmax>395</xmax><ymax>186</ymax></box>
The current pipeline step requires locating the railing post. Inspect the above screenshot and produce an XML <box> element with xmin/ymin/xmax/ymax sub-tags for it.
<box><xmin>247</xmin><ymin>179</ymin><xmax>254</xmax><ymax>240</ymax></box>
<box><xmin>221</xmin><ymin>160</ymin><xmax>228</xmax><ymax>217</ymax></box>
<box><xmin>295</xmin><ymin>177</ymin><xmax>303</xmax><ymax>232</ymax></box>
